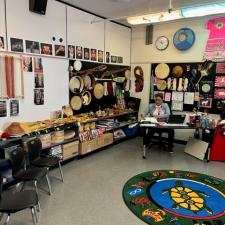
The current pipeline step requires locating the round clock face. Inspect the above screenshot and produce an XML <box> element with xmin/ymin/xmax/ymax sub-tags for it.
<box><xmin>202</xmin><ymin>83</ymin><xmax>211</xmax><ymax>93</ymax></box>
<box><xmin>155</xmin><ymin>36</ymin><xmax>169</xmax><ymax>51</ymax></box>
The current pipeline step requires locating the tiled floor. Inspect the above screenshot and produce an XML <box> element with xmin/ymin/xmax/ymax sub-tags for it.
<box><xmin>2</xmin><ymin>137</ymin><xmax>225</xmax><ymax>225</ymax></box>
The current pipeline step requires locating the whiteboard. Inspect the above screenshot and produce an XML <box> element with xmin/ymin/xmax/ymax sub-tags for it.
<box><xmin>105</xmin><ymin>21</ymin><xmax>131</xmax><ymax>66</ymax></box>
<box><xmin>67</xmin><ymin>5</ymin><xmax>105</xmax><ymax>51</ymax></box>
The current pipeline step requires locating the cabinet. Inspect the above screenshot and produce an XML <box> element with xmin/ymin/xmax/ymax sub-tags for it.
<box><xmin>6</xmin><ymin>0</ymin><xmax>66</xmax><ymax>50</ymax></box>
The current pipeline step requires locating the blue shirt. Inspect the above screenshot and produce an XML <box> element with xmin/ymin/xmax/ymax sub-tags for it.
<box><xmin>144</xmin><ymin>103</ymin><xmax>171</xmax><ymax>120</ymax></box>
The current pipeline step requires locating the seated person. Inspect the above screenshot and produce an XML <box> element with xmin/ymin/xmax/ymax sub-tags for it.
<box><xmin>141</xmin><ymin>93</ymin><xmax>174</xmax><ymax>153</ymax></box>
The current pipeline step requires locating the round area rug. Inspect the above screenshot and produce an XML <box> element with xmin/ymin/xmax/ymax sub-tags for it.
<box><xmin>122</xmin><ymin>170</ymin><xmax>225</xmax><ymax>225</ymax></box>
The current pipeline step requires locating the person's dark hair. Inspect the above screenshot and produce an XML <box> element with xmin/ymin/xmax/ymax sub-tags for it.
<box><xmin>220</xmin><ymin>107</ymin><xmax>225</xmax><ymax>120</ymax></box>
<box><xmin>155</xmin><ymin>93</ymin><xmax>163</xmax><ymax>100</ymax></box>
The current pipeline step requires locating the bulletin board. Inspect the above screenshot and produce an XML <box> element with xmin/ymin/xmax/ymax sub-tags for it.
<box><xmin>69</xmin><ymin>60</ymin><xmax>130</xmax><ymax>114</ymax></box>
<box><xmin>150</xmin><ymin>61</ymin><xmax>225</xmax><ymax>114</ymax></box>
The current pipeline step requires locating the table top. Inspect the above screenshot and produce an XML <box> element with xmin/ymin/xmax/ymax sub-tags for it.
<box><xmin>139</xmin><ymin>122</ymin><xmax>196</xmax><ymax>129</ymax></box>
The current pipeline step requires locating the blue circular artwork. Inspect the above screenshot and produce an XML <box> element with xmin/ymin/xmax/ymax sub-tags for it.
<box><xmin>173</xmin><ymin>28</ymin><xmax>195</xmax><ymax>50</ymax></box>
<box><xmin>149</xmin><ymin>178</ymin><xmax>225</xmax><ymax>219</ymax></box>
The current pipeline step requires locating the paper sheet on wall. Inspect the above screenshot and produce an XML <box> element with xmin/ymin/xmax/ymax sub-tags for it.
<box><xmin>184</xmin><ymin>92</ymin><xmax>194</xmax><ymax>105</ymax></box>
<box><xmin>172</xmin><ymin>101</ymin><xmax>183</xmax><ymax>111</ymax></box>
<box><xmin>164</xmin><ymin>92</ymin><xmax>171</xmax><ymax>102</ymax></box>
<box><xmin>172</xmin><ymin>91</ymin><xmax>183</xmax><ymax>101</ymax></box>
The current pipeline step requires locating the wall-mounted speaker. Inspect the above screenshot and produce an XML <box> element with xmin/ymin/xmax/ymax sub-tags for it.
<box><xmin>146</xmin><ymin>24</ymin><xmax>154</xmax><ymax>45</ymax></box>
<box><xmin>29</xmin><ymin>0</ymin><xmax>48</xmax><ymax>15</ymax></box>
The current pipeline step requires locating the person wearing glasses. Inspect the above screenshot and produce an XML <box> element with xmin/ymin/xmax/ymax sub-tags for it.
<box><xmin>141</xmin><ymin>93</ymin><xmax>174</xmax><ymax>153</ymax></box>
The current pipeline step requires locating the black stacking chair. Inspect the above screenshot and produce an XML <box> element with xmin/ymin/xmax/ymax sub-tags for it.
<box><xmin>9</xmin><ymin>147</ymin><xmax>51</xmax><ymax>199</ymax></box>
<box><xmin>27</xmin><ymin>138</ymin><xmax>64</xmax><ymax>195</ymax></box>
<box><xmin>0</xmin><ymin>176</ymin><xmax>38</xmax><ymax>225</ymax></box>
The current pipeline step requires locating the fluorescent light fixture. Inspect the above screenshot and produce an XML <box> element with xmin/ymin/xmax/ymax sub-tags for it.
<box><xmin>127</xmin><ymin>10</ymin><xmax>182</xmax><ymax>25</ymax></box>
<box><xmin>181</xmin><ymin>3</ymin><xmax>225</xmax><ymax>18</ymax></box>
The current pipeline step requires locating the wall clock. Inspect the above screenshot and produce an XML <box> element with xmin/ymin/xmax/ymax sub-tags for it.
<box><xmin>173</xmin><ymin>28</ymin><xmax>195</xmax><ymax>51</ymax></box>
<box><xmin>155</xmin><ymin>36</ymin><xmax>169</xmax><ymax>51</ymax></box>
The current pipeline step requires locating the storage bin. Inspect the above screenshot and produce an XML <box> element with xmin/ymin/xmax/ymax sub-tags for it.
<box><xmin>63</xmin><ymin>141</ymin><xmax>79</xmax><ymax>160</ymax></box>
<box><xmin>123</xmin><ymin>127</ymin><xmax>138</xmax><ymax>137</ymax></box>
<box><xmin>51</xmin><ymin>130</ymin><xmax>64</xmax><ymax>144</ymax></box>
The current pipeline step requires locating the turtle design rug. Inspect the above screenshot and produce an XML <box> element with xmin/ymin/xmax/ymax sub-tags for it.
<box><xmin>122</xmin><ymin>170</ymin><xmax>225</xmax><ymax>225</ymax></box>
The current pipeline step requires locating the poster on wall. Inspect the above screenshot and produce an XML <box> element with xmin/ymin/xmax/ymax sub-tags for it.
<box><xmin>215</xmin><ymin>76</ymin><xmax>225</xmax><ymax>87</ymax></box>
<box><xmin>199</xmin><ymin>97</ymin><xmax>212</xmax><ymax>108</ymax></box>
<box><xmin>10</xmin><ymin>99</ymin><xmax>19</xmax><ymax>116</ymax></box>
<box><xmin>35</xmin><ymin>73</ymin><xmax>44</xmax><ymax>88</ymax></box>
<box><xmin>22</xmin><ymin>56</ymin><xmax>33</xmax><ymax>72</ymax></box>
<box><xmin>25</xmin><ymin>40</ymin><xmax>40</xmax><ymax>54</ymax></box>
<box><xmin>76</xmin><ymin>46</ymin><xmax>83</xmax><ymax>59</ymax></box>
<box><xmin>68</xmin><ymin>45</ymin><xmax>75</xmax><ymax>59</ymax></box>
<box><xmin>10</xmin><ymin>37</ymin><xmax>24</xmax><ymax>52</ymax></box>
<box><xmin>34</xmin><ymin>89</ymin><xmax>44</xmax><ymax>105</ymax></box>
<box><xmin>216</xmin><ymin>62</ymin><xmax>225</xmax><ymax>73</ymax></box>
<box><xmin>84</xmin><ymin>48</ymin><xmax>90</xmax><ymax>60</ymax></box>
<box><xmin>34</xmin><ymin>57</ymin><xmax>43</xmax><ymax>73</ymax></box>
<box><xmin>0</xmin><ymin>36</ymin><xmax>5</xmax><ymax>50</ymax></box>
<box><xmin>91</xmin><ymin>49</ymin><xmax>97</xmax><ymax>61</ymax></box>
<box><xmin>171</xmin><ymin>100</ymin><xmax>183</xmax><ymax>111</ymax></box>
<box><xmin>0</xmin><ymin>100</ymin><xmax>7</xmax><ymax>117</ymax></box>
<box><xmin>98</xmin><ymin>50</ymin><xmax>103</xmax><ymax>62</ymax></box>
<box><xmin>41</xmin><ymin>43</ymin><xmax>52</xmax><ymax>55</ymax></box>
<box><xmin>106</xmin><ymin>52</ymin><xmax>110</xmax><ymax>63</ymax></box>
<box><xmin>55</xmin><ymin>45</ymin><xmax>65</xmax><ymax>57</ymax></box>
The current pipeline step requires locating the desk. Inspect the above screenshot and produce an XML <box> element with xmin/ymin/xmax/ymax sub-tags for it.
<box><xmin>140</xmin><ymin>123</ymin><xmax>196</xmax><ymax>159</ymax></box>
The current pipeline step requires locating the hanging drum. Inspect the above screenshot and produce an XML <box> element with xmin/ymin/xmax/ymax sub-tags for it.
<box><xmin>73</xmin><ymin>60</ymin><xmax>82</xmax><ymax>71</ymax></box>
<box><xmin>156</xmin><ymin>80</ymin><xmax>167</xmax><ymax>91</ymax></box>
<box><xmin>70</xmin><ymin>95</ymin><xmax>82</xmax><ymax>111</ymax></box>
<box><xmin>172</xmin><ymin>65</ymin><xmax>184</xmax><ymax>78</ymax></box>
<box><xmin>83</xmin><ymin>72</ymin><xmax>95</xmax><ymax>90</ymax></box>
<box><xmin>93</xmin><ymin>83</ymin><xmax>104</xmax><ymax>99</ymax></box>
<box><xmin>81</xmin><ymin>91</ymin><xmax>92</xmax><ymax>106</ymax></box>
<box><xmin>155</xmin><ymin>63</ymin><xmax>170</xmax><ymax>79</ymax></box>
<box><xmin>69</xmin><ymin>76</ymin><xmax>84</xmax><ymax>94</ymax></box>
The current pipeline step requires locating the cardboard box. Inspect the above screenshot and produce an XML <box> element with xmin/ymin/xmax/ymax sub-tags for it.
<box><xmin>63</xmin><ymin>141</ymin><xmax>79</xmax><ymax>160</ymax></box>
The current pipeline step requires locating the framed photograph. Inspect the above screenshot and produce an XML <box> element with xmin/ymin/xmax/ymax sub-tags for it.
<box><xmin>76</xmin><ymin>46</ymin><xmax>83</xmax><ymax>59</ymax></box>
<box><xmin>22</xmin><ymin>56</ymin><xmax>33</xmax><ymax>72</ymax></box>
<box><xmin>34</xmin><ymin>57</ymin><xmax>43</xmax><ymax>73</ymax></box>
<box><xmin>0</xmin><ymin>101</ymin><xmax>7</xmax><ymax>117</ymax></box>
<box><xmin>68</xmin><ymin>45</ymin><xmax>75</xmax><ymax>59</ymax></box>
<box><xmin>199</xmin><ymin>97</ymin><xmax>212</xmax><ymax>108</ymax></box>
<box><xmin>106</xmin><ymin>52</ymin><xmax>110</xmax><ymax>63</ymax></box>
<box><xmin>55</xmin><ymin>45</ymin><xmax>65</xmax><ymax>57</ymax></box>
<box><xmin>34</xmin><ymin>89</ymin><xmax>44</xmax><ymax>105</ymax></box>
<box><xmin>111</xmin><ymin>56</ymin><xmax>117</xmax><ymax>63</ymax></box>
<box><xmin>84</xmin><ymin>48</ymin><xmax>90</xmax><ymax>60</ymax></box>
<box><xmin>91</xmin><ymin>49</ymin><xmax>97</xmax><ymax>61</ymax></box>
<box><xmin>0</xmin><ymin>36</ymin><xmax>5</xmax><ymax>50</ymax></box>
<box><xmin>35</xmin><ymin>73</ymin><xmax>44</xmax><ymax>88</ymax></box>
<box><xmin>10</xmin><ymin>99</ymin><xmax>19</xmax><ymax>116</ymax></box>
<box><xmin>118</xmin><ymin>56</ymin><xmax>123</xmax><ymax>64</ymax></box>
<box><xmin>98</xmin><ymin>50</ymin><xmax>103</xmax><ymax>62</ymax></box>
<box><xmin>40</xmin><ymin>43</ymin><xmax>52</xmax><ymax>55</ymax></box>
<box><xmin>25</xmin><ymin>40</ymin><xmax>40</xmax><ymax>54</ymax></box>
<box><xmin>10</xmin><ymin>37</ymin><xmax>24</xmax><ymax>52</ymax></box>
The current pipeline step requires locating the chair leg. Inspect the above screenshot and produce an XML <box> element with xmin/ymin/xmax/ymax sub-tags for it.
<box><xmin>4</xmin><ymin>214</ymin><xmax>10</xmax><ymax>225</ymax></box>
<box><xmin>34</xmin><ymin>181</ymin><xmax>41</xmax><ymax>212</ymax></box>
<box><xmin>33</xmin><ymin>206</ymin><xmax>38</xmax><ymax>223</ymax></box>
<box><xmin>20</xmin><ymin>181</ymin><xmax>26</xmax><ymax>192</ymax></box>
<box><xmin>58</xmin><ymin>161</ymin><xmax>64</xmax><ymax>182</ymax></box>
<box><xmin>46</xmin><ymin>172</ymin><xmax>52</xmax><ymax>195</ymax></box>
<box><xmin>31</xmin><ymin>208</ymin><xmax>37</xmax><ymax>225</ymax></box>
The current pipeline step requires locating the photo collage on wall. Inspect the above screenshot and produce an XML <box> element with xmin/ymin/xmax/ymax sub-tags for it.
<box><xmin>150</xmin><ymin>61</ymin><xmax>225</xmax><ymax>114</ymax></box>
<box><xmin>1</xmin><ymin>36</ymin><xmax>125</xmax><ymax>64</ymax></box>
<box><xmin>34</xmin><ymin>57</ymin><xmax>44</xmax><ymax>105</ymax></box>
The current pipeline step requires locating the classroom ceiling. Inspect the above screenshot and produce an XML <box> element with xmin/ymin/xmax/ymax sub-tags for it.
<box><xmin>61</xmin><ymin>0</ymin><xmax>225</xmax><ymax>25</ymax></box>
